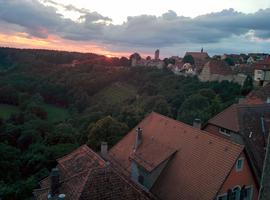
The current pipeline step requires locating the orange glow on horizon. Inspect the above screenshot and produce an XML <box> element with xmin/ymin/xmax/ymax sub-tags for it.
<box><xmin>105</xmin><ymin>54</ymin><xmax>114</xmax><ymax>58</ymax></box>
<box><xmin>0</xmin><ymin>32</ymin><xmax>130</xmax><ymax>58</ymax></box>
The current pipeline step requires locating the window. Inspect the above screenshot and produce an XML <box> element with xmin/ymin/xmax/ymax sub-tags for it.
<box><xmin>219</xmin><ymin>127</ymin><xmax>231</xmax><ymax>136</ymax></box>
<box><xmin>243</xmin><ymin>186</ymin><xmax>253</xmax><ymax>200</ymax></box>
<box><xmin>231</xmin><ymin>186</ymin><xmax>241</xmax><ymax>200</ymax></box>
<box><xmin>138</xmin><ymin>175</ymin><xmax>144</xmax><ymax>185</ymax></box>
<box><xmin>217</xmin><ymin>194</ymin><xmax>227</xmax><ymax>200</ymax></box>
<box><xmin>236</xmin><ymin>158</ymin><xmax>244</xmax><ymax>172</ymax></box>
<box><xmin>218</xmin><ymin>185</ymin><xmax>253</xmax><ymax>200</ymax></box>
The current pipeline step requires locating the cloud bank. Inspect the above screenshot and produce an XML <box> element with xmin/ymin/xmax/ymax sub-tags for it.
<box><xmin>0</xmin><ymin>0</ymin><xmax>269</xmax><ymax>56</ymax></box>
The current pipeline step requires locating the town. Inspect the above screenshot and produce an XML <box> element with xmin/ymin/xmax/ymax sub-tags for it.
<box><xmin>1</xmin><ymin>0</ymin><xmax>270</xmax><ymax>200</ymax></box>
<box><xmin>31</xmin><ymin>48</ymin><xmax>270</xmax><ymax>200</ymax></box>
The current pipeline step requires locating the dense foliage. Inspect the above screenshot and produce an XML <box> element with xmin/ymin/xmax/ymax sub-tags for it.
<box><xmin>0</xmin><ymin>48</ymin><xmax>243</xmax><ymax>199</ymax></box>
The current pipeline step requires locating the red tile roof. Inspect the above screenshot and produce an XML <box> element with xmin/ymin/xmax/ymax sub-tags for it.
<box><xmin>109</xmin><ymin>112</ymin><xmax>243</xmax><ymax>200</ymax></box>
<box><xmin>130</xmin><ymin>139</ymin><xmax>177</xmax><ymax>172</ymax></box>
<box><xmin>33</xmin><ymin>145</ymin><xmax>155</xmax><ymax>200</ymax></box>
<box><xmin>185</xmin><ymin>52</ymin><xmax>209</xmax><ymax>60</ymax></box>
<box><xmin>205</xmin><ymin>60</ymin><xmax>234</xmax><ymax>76</ymax></box>
<box><xmin>244</xmin><ymin>83</ymin><xmax>270</xmax><ymax>104</ymax></box>
<box><xmin>208</xmin><ymin>104</ymin><xmax>240</xmax><ymax>132</ymax></box>
<box><xmin>206</xmin><ymin>103</ymin><xmax>270</xmax><ymax>181</ymax></box>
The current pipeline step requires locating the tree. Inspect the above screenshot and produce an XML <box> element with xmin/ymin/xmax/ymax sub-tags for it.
<box><xmin>182</xmin><ymin>55</ymin><xmax>195</xmax><ymax>65</ymax></box>
<box><xmin>224</xmin><ymin>57</ymin><xmax>235</xmax><ymax>66</ymax></box>
<box><xmin>177</xmin><ymin>94</ymin><xmax>210</xmax><ymax>124</ymax></box>
<box><xmin>120</xmin><ymin>105</ymin><xmax>144</xmax><ymax>128</ymax></box>
<box><xmin>45</xmin><ymin>123</ymin><xmax>77</xmax><ymax>145</ymax></box>
<box><xmin>87</xmin><ymin>116</ymin><xmax>129</xmax><ymax>150</ymax></box>
<box><xmin>241</xmin><ymin>75</ymin><xmax>253</xmax><ymax>95</ymax></box>
<box><xmin>144</xmin><ymin>96</ymin><xmax>171</xmax><ymax>116</ymax></box>
<box><xmin>0</xmin><ymin>143</ymin><xmax>21</xmax><ymax>182</ymax></box>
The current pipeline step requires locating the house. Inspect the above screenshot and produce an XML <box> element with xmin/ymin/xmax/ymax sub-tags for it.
<box><xmin>198</xmin><ymin>60</ymin><xmax>247</xmax><ymax>85</ymax></box>
<box><xmin>184</xmin><ymin>51</ymin><xmax>209</xmax><ymax>67</ymax></box>
<box><xmin>222</xmin><ymin>54</ymin><xmax>246</xmax><ymax>65</ymax></box>
<box><xmin>171</xmin><ymin>62</ymin><xmax>196</xmax><ymax>76</ymax></box>
<box><xmin>247</xmin><ymin>56</ymin><xmax>255</xmax><ymax>65</ymax></box>
<box><xmin>109</xmin><ymin>112</ymin><xmax>258</xmax><ymax>200</ymax></box>
<box><xmin>203</xmin><ymin>103</ymin><xmax>270</xmax><ymax>183</ymax></box>
<box><xmin>253</xmin><ymin>57</ymin><xmax>270</xmax><ymax>86</ymax></box>
<box><xmin>259</xmin><ymin>132</ymin><xmax>270</xmax><ymax>200</ymax></box>
<box><xmin>33</xmin><ymin>145</ymin><xmax>155</xmax><ymax>200</ymax></box>
<box><xmin>130</xmin><ymin>51</ymin><xmax>165</xmax><ymax>69</ymax></box>
<box><xmin>244</xmin><ymin>83</ymin><xmax>270</xmax><ymax>104</ymax></box>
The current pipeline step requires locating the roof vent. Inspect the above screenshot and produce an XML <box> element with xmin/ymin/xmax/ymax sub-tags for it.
<box><xmin>193</xmin><ymin>118</ymin><xmax>202</xmax><ymax>129</ymax></box>
<box><xmin>101</xmin><ymin>142</ymin><xmax>108</xmax><ymax>159</ymax></box>
<box><xmin>134</xmin><ymin>127</ymin><xmax>142</xmax><ymax>151</ymax></box>
<box><xmin>50</xmin><ymin>168</ymin><xmax>60</xmax><ymax>197</ymax></box>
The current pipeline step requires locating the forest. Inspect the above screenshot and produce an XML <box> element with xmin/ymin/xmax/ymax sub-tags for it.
<box><xmin>0</xmin><ymin>47</ymin><xmax>248</xmax><ymax>199</ymax></box>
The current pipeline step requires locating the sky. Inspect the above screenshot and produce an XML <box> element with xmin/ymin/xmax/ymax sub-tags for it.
<box><xmin>0</xmin><ymin>0</ymin><xmax>270</xmax><ymax>58</ymax></box>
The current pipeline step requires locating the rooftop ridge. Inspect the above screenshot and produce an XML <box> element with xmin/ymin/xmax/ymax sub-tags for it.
<box><xmin>208</xmin><ymin>103</ymin><xmax>240</xmax><ymax>131</ymax></box>
<box><xmin>151</xmin><ymin>111</ymin><xmax>244</xmax><ymax>149</ymax></box>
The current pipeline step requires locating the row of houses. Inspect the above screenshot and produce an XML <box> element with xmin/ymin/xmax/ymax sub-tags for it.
<box><xmin>34</xmin><ymin>83</ymin><xmax>270</xmax><ymax>200</ymax></box>
<box><xmin>129</xmin><ymin>49</ymin><xmax>270</xmax><ymax>87</ymax></box>
<box><xmin>168</xmin><ymin>51</ymin><xmax>270</xmax><ymax>87</ymax></box>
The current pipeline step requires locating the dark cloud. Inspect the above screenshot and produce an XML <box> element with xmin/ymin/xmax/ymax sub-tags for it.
<box><xmin>0</xmin><ymin>0</ymin><xmax>269</xmax><ymax>53</ymax></box>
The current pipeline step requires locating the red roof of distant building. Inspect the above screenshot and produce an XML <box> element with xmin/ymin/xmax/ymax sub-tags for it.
<box><xmin>255</xmin><ymin>56</ymin><xmax>270</xmax><ymax>69</ymax></box>
<box><xmin>205</xmin><ymin>60</ymin><xmax>234</xmax><ymax>76</ymax></box>
<box><xmin>244</xmin><ymin>83</ymin><xmax>270</xmax><ymax>104</ymax></box>
<box><xmin>109</xmin><ymin>112</ymin><xmax>243</xmax><ymax>200</ymax></box>
<box><xmin>185</xmin><ymin>52</ymin><xmax>209</xmax><ymax>60</ymax></box>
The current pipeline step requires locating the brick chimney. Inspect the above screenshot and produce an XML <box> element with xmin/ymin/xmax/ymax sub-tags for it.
<box><xmin>134</xmin><ymin>127</ymin><xmax>142</xmax><ymax>151</ymax></box>
<box><xmin>101</xmin><ymin>141</ymin><xmax>108</xmax><ymax>159</ymax></box>
<box><xmin>193</xmin><ymin>118</ymin><xmax>202</xmax><ymax>129</ymax></box>
<box><xmin>50</xmin><ymin>168</ymin><xmax>60</xmax><ymax>197</ymax></box>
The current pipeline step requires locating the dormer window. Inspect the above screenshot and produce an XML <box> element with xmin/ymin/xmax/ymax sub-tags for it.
<box><xmin>219</xmin><ymin>127</ymin><xmax>231</xmax><ymax>136</ymax></box>
<box><xmin>236</xmin><ymin>157</ymin><xmax>244</xmax><ymax>172</ymax></box>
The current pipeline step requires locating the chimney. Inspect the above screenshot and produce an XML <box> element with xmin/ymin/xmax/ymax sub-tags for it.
<box><xmin>238</xmin><ymin>97</ymin><xmax>245</xmax><ymax>104</ymax></box>
<box><xmin>101</xmin><ymin>141</ymin><xmax>108</xmax><ymax>159</ymax></box>
<box><xmin>193</xmin><ymin>118</ymin><xmax>202</xmax><ymax>129</ymax></box>
<box><xmin>50</xmin><ymin>168</ymin><xmax>60</xmax><ymax>196</ymax></box>
<box><xmin>134</xmin><ymin>127</ymin><xmax>142</xmax><ymax>151</ymax></box>
<box><xmin>58</xmin><ymin>194</ymin><xmax>65</xmax><ymax>200</ymax></box>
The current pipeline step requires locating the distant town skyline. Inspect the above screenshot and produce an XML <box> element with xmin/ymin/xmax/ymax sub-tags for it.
<box><xmin>0</xmin><ymin>0</ymin><xmax>269</xmax><ymax>57</ymax></box>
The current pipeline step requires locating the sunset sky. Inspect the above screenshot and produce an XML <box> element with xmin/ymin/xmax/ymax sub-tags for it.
<box><xmin>0</xmin><ymin>0</ymin><xmax>270</xmax><ymax>57</ymax></box>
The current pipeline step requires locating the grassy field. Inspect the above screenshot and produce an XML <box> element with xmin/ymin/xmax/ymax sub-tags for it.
<box><xmin>93</xmin><ymin>82</ymin><xmax>137</xmax><ymax>105</ymax></box>
<box><xmin>0</xmin><ymin>103</ymin><xmax>69</xmax><ymax>122</ymax></box>
<box><xmin>0</xmin><ymin>104</ymin><xmax>19</xmax><ymax>119</ymax></box>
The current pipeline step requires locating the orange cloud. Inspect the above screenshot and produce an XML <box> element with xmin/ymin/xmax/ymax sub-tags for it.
<box><xmin>0</xmin><ymin>32</ymin><xmax>130</xmax><ymax>57</ymax></box>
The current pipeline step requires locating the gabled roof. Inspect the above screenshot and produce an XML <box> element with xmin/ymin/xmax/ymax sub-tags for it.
<box><xmin>109</xmin><ymin>112</ymin><xmax>243</xmax><ymax>200</ymax></box>
<box><xmin>237</xmin><ymin>104</ymin><xmax>270</xmax><ymax>179</ymax></box>
<box><xmin>254</xmin><ymin>57</ymin><xmax>270</xmax><ymax>71</ymax></box>
<box><xmin>130</xmin><ymin>139</ymin><xmax>177</xmax><ymax>172</ymax></box>
<box><xmin>207</xmin><ymin>103</ymin><xmax>270</xmax><ymax>180</ymax></box>
<box><xmin>204</xmin><ymin>60</ymin><xmax>234</xmax><ymax>76</ymax></box>
<box><xmin>208</xmin><ymin>104</ymin><xmax>240</xmax><ymax>132</ymax></box>
<box><xmin>259</xmin><ymin>134</ymin><xmax>270</xmax><ymax>200</ymax></box>
<box><xmin>185</xmin><ymin>52</ymin><xmax>209</xmax><ymax>60</ymax></box>
<box><xmin>244</xmin><ymin>83</ymin><xmax>270</xmax><ymax>104</ymax></box>
<box><xmin>33</xmin><ymin>145</ymin><xmax>155</xmax><ymax>200</ymax></box>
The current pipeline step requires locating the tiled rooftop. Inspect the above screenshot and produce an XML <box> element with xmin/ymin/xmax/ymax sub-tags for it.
<box><xmin>109</xmin><ymin>112</ymin><xmax>243</xmax><ymax>200</ymax></box>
